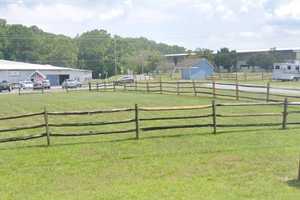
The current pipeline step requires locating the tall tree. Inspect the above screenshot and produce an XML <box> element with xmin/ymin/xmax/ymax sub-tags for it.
<box><xmin>214</xmin><ymin>48</ymin><xmax>237</xmax><ymax>72</ymax></box>
<box><xmin>5</xmin><ymin>24</ymin><xmax>41</xmax><ymax>62</ymax></box>
<box><xmin>0</xmin><ymin>20</ymin><xmax>187</xmax><ymax>77</ymax></box>
<box><xmin>0</xmin><ymin>19</ymin><xmax>7</xmax><ymax>59</ymax></box>
<box><xmin>247</xmin><ymin>53</ymin><xmax>276</xmax><ymax>71</ymax></box>
<box><xmin>195</xmin><ymin>48</ymin><xmax>214</xmax><ymax>63</ymax></box>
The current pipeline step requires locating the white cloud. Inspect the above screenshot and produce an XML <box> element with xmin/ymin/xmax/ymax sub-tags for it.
<box><xmin>273</xmin><ymin>0</ymin><xmax>300</xmax><ymax>19</ymax></box>
<box><xmin>1</xmin><ymin>0</ymin><xmax>300</xmax><ymax>50</ymax></box>
<box><xmin>2</xmin><ymin>2</ymin><xmax>127</xmax><ymax>23</ymax></box>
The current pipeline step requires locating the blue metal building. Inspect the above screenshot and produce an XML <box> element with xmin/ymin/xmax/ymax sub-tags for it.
<box><xmin>181</xmin><ymin>59</ymin><xmax>214</xmax><ymax>80</ymax></box>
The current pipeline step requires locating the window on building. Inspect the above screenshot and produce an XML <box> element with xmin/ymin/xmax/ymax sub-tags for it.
<box><xmin>296</xmin><ymin>66</ymin><xmax>300</xmax><ymax>71</ymax></box>
<box><xmin>287</xmin><ymin>66</ymin><xmax>291</xmax><ymax>70</ymax></box>
<box><xmin>275</xmin><ymin>65</ymin><xmax>280</xmax><ymax>70</ymax></box>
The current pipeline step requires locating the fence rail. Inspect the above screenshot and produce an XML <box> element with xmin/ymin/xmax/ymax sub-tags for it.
<box><xmin>208</xmin><ymin>72</ymin><xmax>272</xmax><ymax>81</ymax></box>
<box><xmin>0</xmin><ymin>98</ymin><xmax>299</xmax><ymax>146</ymax></box>
<box><xmin>82</xmin><ymin>80</ymin><xmax>300</xmax><ymax>103</ymax></box>
<box><xmin>15</xmin><ymin>78</ymin><xmax>300</xmax><ymax>104</ymax></box>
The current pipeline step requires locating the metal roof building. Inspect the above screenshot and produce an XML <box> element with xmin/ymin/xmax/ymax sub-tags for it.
<box><xmin>0</xmin><ymin>60</ymin><xmax>92</xmax><ymax>86</ymax></box>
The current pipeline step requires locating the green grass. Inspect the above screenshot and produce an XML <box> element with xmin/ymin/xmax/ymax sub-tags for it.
<box><xmin>0</xmin><ymin>91</ymin><xmax>300</xmax><ymax>199</ymax></box>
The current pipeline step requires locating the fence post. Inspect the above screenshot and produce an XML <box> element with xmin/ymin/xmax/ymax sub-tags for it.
<box><xmin>235</xmin><ymin>72</ymin><xmax>238</xmax><ymax>82</ymax></box>
<box><xmin>96</xmin><ymin>83</ymin><xmax>99</xmax><ymax>92</ymax></box>
<box><xmin>212</xmin><ymin>100</ymin><xmax>217</xmax><ymax>134</ymax></box>
<box><xmin>135</xmin><ymin>104</ymin><xmax>140</xmax><ymax>140</ymax></box>
<box><xmin>266</xmin><ymin>82</ymin><xmax>270</xmax><ymax>102</ymax></box>
<box><xmin>124</xmin><ymin>82</ymin><xmax>127</xmax><ymax>91</ymax></box>
<box><xmin>146</xmin><ymin>81</ymin><xmax>149</xmax><ymax>93</ymax></box>
<box><xmin>113</xmin><ymin>81</ymin><xmax>116</xmax><ymax>92</ymax></box>
<box><xmin>235</xmin><ymin>81</ymin><xmax>239</xmax><ymax>101</ymax></box>
<box><xmin>244</xmin><ymin>72</ymin><xmax>247</xmax><ymax>81</ymax></box>
<box><xmin>282</xmin><ymin>98</ymin><xmax>288</xmax><ymax>129</ymax></box>
<box><xmin>104</xmin><ymin>80</ymin><xmax>107</xmax><ymax>91</ymax></box>
<box><xmin>44</xmin><ymin>106</ymin><xmax>50</xmax><ymax>146</ymax></box>
<box><xmin>192</xmin><ymin>80</ymin><xmax>197</xmax><ymax>96</ymax></box>
<box><xmin>18</xmin><ymin>87</ymin><xmax>21</xmax><ymax>95</ymax></box>
<box><xmin>88</xmin><ymin>82</ymin><xmax>92</xmax><ymax>91</ymax></box>
<box><xmin>298</xmin><ymin>159</ymin><xmax>300</xmax><ymax>181</ymax></box>
<box><xmin>41</xmin><ymin>86</ymin><xmax>44</xmax><ymax>94</ymax></box>
<box><xmin>177</xmin><ymin>81</ymin><xmax>180</xmax><ymax>95</ymax></box>
<box><xmin>135</xmin><ymin>81</ymin><xmax>138</xmax><ymax>92</ymax></box>
<box><xmin>212</xmin><ymin>81</ymin><xmax>216</xmax><ymax>98</ymax></box>
<box><xmin>159</xmin><ymin>77</ymin><xmax>162</xmax><ymax>94</ymax></box>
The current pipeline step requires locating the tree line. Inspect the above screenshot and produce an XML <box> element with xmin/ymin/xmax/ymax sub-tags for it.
<box><xmin>0</xmin><ymin>19</ymin><xmax>185</xmax><ymax>78</ymax></box>
<box><xmin>195</xmin><ymin>47</ymin><xmax>282</xmax><ymax>72</ymax></box>
<box><xmin>0</xmin><ymin>19</ymin><xmax>282</xmax><ymax>76</ymax></box>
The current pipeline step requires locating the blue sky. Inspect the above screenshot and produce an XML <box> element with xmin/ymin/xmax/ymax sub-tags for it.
<box><xmin>1</xmin><ymin>0</ymin><xmax>300</xmax><ymax>51</ymax></box>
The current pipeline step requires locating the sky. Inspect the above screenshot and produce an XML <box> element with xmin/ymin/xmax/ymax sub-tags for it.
<box><xmin>1</xmin><ymin>0</ymin><xmax>300</xmax><ymax>51</ymax></box>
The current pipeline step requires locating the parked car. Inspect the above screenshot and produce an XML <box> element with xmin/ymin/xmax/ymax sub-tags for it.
<box><xmin>11</xmin><ymin>82</ymin><xmax>21</xmax><ymax>90</ymax></box>
<box><xmin>19</xmin><ymin>80</ymin><xmax>34</xmax><ymax>89</ymax></box>
<box><xmin>33</xmin><ymin>80</ymin><xmax>51</xmax><ymax>90</ymax></box>
<box><xmin>62</xmin><ymin>79</ymin><xmax>82</xmax><ymax>89</ymax></box>
<box><xmin>0</xmin><ymin>80</ymin><xmax>11</xmax><ymax>92</ymax></box>
<box><xmin>115</xmin><ymin>75</ymin><xmax>135</xmax><ymax>85</ymax></box>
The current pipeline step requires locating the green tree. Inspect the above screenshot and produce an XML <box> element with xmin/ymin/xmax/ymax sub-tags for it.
<box><xmin>195</xmin><ymin>48</ymin><xmax>214</xmax><ymax>63</ymax></box>
<box><xmin>0</xmin><ymin>20</ymin><xmax>186</xmax><ymax>77</ymax></box>
<box><xmin>123</xmin><ymin>50</ymin><xmax>162</xmax><ymax>74</ymax></box>
<box><xmin>76</xmin><ymin>30</ymin><xmax>113</xmax><ymax>78</ymax></box>
<box><xmin>46</xmin><ymin>36</ymin><xmax>78</xmax><ymax>67</ymax></box>
<box><xmin>247</xmin><ymin>53</ymin><xmax>276</xmax><ymax>71</ymax></box>
<box><xmin>0</xmin><ymin>20</ymin><xmax>7</xmax><ymax>59</ymax></box>
<box><xmin>5</xmin><ymin>24</ymin><xmax>41</xmax><ymax>62</ymax></box>
<box><xmin>214</xmin><ymin>48</ymin><xmax>237</xmax><ymax>72</ymax></box>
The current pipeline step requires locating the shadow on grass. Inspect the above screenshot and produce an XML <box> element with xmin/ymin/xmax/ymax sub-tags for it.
<box><xmin>0</xmin><ymin>126</ymin><xmax>297</xmax><ymax>151</ymax></box>
<box><xmin>216</xmin><ymin>127</ymin><xmax>286</xmax><ymax>135</ymax></box>
<box><xmin>0</xmin><ymin>137</ymin><xmax>136</xmax><ymax>151</ymax></box>
<box><xmin>287</xmin><ymin>179</ymin><xmax>300</xmax><ymax>189</ymax></box>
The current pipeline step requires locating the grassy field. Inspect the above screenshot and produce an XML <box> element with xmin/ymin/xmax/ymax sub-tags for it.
<box><xmin>0</xmin><ymin>91</ymin><xmax>300</xmax><ymax>199</ymax></box>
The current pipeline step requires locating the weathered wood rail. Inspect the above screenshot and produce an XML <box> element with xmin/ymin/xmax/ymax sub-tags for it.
<box><xmin>0</xmin><ymin>98</ymin><xmax>299</xmax><ymax>146</ymax></box>
<box><xmin>84</xmin><ymin>80</ymin><xmax>300</xmax><ymax>103</ymax></box>
<box><xmin>16</xmin><ymin>79</ymin><xmax>300</xmax><ymax>104</ymax></box>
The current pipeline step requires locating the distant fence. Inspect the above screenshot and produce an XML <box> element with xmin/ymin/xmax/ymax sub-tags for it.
<box><xmin>208</xmin><ymin>72</ymin><xmax>272</xmax><ymax>81</ymax></box>
<box><xmin>15</xmin><ymin>79</ymin><xmax>300</xmax><ymax>103</ymax></box>
<box><xmin>153</xmin><ymin>72</ymin><xmax>272</xmax><ymax>81</ymax></box>
<box><xmin>84</xmin><ymin>80</ymin><xmax>300</xmax><ymax>103</ymax></box>
<box><xmin>0</xmin><ymin>99</ymin><xmax>300</xmax><ymax>146</ymax></box>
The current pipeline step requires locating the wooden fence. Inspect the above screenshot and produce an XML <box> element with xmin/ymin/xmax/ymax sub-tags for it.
<box><xmin>1</xmin><ymin>99</ymin><xmax>300</xmax><ymax>146</ymax></box>
<box><xmin>83</xmin><ymin>80</ymin><xmax>300</xmax><ymax>103</ymax></box>
<box><xmin>209</xmin><ymin>72</ymin><xmax>272</xmax><ymax>81</ymax></box>
<box><xmin>14</xmin><ymin>79</ymin><xmax>300</xmax><ymax>104</ymax></box>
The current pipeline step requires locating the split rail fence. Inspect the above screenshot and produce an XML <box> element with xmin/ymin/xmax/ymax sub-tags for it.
<box><xmin>1</xmin><ymin>98</ymin><xmax>300</xmax><ymax>146</ymax></box>
<box><xmin>209</xmin><ymin>72</ymin><xmax>272</xmax><ymax>81</ymax></box>
<box><xmin>85</xmin><ymin>80</ymin><xmax>300</xmax><ymax>103</ymax></box>
<box><xmin>16</xmin><ymin>79</ymin><xmax>300</xmax><ymax>103</ymax></box>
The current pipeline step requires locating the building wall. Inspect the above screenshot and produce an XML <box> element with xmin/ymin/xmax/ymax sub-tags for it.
<box><xmin>0</xmin><ymin>70</ymin><xmax>92</xmax><ymax>85</ymax></box>
<box><xmin>181</xmin><ymin>59</ymin><xmax>214</xmax><ymax>80</ymax></box>
<box><xmin>182</xmin><ymin>67</ymin><xmax>213</xmax><ymax>80</ymax></box>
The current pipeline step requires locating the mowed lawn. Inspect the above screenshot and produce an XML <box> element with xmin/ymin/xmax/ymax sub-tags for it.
<box><xmin>0</xmin><ymin>91</ymin><xmax>300</xmax><ymax>199</ymax></box>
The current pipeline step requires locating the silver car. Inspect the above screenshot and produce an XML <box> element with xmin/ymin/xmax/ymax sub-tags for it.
<box><xmin>62</xmin><ymin>79</ymin><xmax>82</xmax><ymax>88</ymax></box>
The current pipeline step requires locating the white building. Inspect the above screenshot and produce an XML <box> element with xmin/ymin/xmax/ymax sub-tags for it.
<box><xmin>272</xmin><ymin>60</ymin><xmax>300</xmax><ymax>81</ymax></box>
<box><xmin>0</xmin><ymin>60</ymin><xmax>92</xmax><ymax>86</ymax></box>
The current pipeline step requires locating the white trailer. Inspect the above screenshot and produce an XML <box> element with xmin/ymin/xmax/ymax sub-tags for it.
<box><xmin>272</xmin><ymin>61</ymin><xmax>300</xmax><ymax>81</ymax></box>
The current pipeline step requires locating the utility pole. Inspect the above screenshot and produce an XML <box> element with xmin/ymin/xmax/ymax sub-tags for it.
<box><xmin>114</xmin><ymin>37</ymin><xmax>117</xmax><ymax>75</ymax></box>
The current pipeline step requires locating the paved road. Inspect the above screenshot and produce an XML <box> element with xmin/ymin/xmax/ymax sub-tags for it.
<box><xmin>1</xmin><ymin>82</ymin><xmax>299</xmax><ymax>97</ymax></box>
<box><xmin>206</xmin><ymin>83</ymin><xmax>300</xmax><ymax>96</ymax></box>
